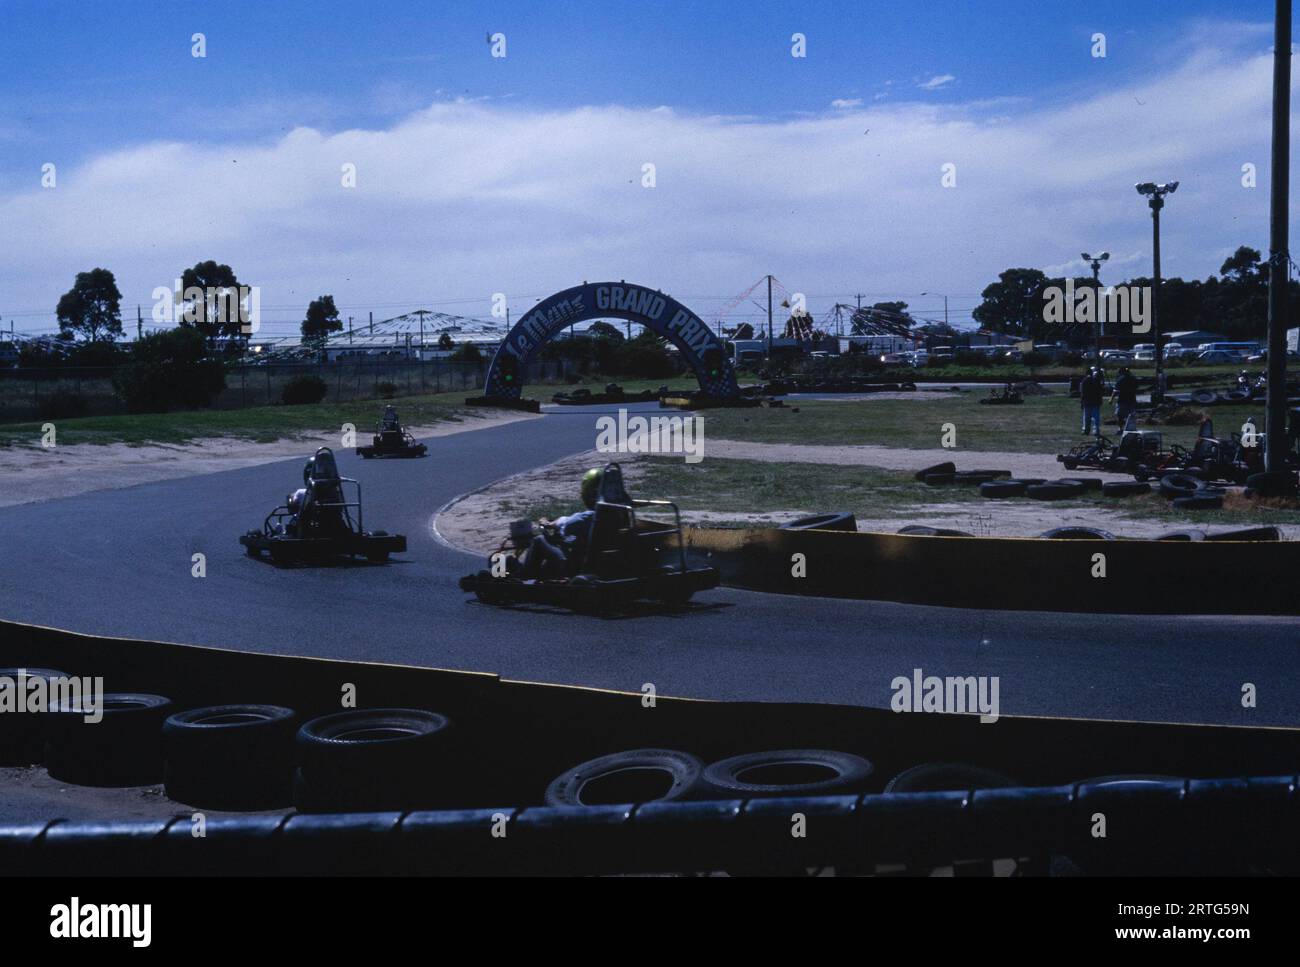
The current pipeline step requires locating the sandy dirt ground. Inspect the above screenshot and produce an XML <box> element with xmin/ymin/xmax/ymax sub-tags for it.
<box><xmin>435</xmin><ymin>442</ymin><xmax>1296</xmax><ymax>555</ymax></box>
<box><xmin>0</xmin><ymin>411</ymin><xmax>539</xmax><ymax>509</ymax></box>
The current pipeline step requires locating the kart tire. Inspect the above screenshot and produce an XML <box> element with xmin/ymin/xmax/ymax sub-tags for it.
<box><xmin>544</xmin><ymin>749</ymin><xmax>705</xmax><ymax>807</ymax></box>
<box><xmin>1026</xmin><ymin>482</ymin><xmax>1084</xmax><ymax>500</ymax></box>
<box><xmin>1039</xmin><ymin>526</ymin><xmax>1116</xmax><ymax>540</ymax></box>
<box><xmin>1159</xmin><ymin>473</ymin><xmax>1205</xmax><ymax>499</ymax></box>
<box><xmin>1245</xmin><ymin>471</ymin><xmax>1298</xmax><ymax>497</ymax></box>
<box><xmin>923</xmin><ymin>472</ymin><xmax>956</xmax><ymax>486</ymax></box>
<box><xmin>163</xmin><ymin>705</ymin><xmax>297</xmax><ymax>809</ymax></box>
<box><xmin>915</xmin><ymin>461</ymin><xmax>956</xmax><ymax>481</ymax></box>
<box><xmin>694</xmin><ymin>749</ymin><xmax>874</xmax><ymax>800</ymax></box>
<box><xmin>979</xmin><ymin>480</ymin><xmax>1028</xmax><ymax>498</ymax></box>
<box><xmin>1060</xmin><ymin>458</ymin><xmax>1079</xmax><ymax>470</ymax></box>
<box><xmin>366</xmin><ymin>551</ymin><xmax>390</xmax><ymax>564</ymax></box>
<box><xmin>1205</xmin><ymin>526</ymin><xmax>1281</xmax><ymax>541</ymax></box>
<box><xmin>780</xmin><ymin>512</ymin><xmax>857</xmax><ymax>532</ymax></box>
<box><xmin>44</xmin><ymin>693</ymin><xmax>173</xmax><ymax>787</ymax></box>
<box><xmin>1102</xmin><ymin>481</ymin><xmax>1150</xmax><ymax>497</ymax></box>
<box><xmin>1057</xmin><ymin>476</ymin><xmax>1102</xmax><ymax>491</ymax></box>
<box><xmin>0</xmin><ymin>667</ymin><xmax>70</xmax><ymax>765</ymax></box>
<box><xmin>295</xmin><ymin>708</ymin><xmax>458</xmax><ymax>812</ymax></box>
<box><xmin>1155</xmin><ymin>529</ymin><xmax>1207</xmax><ymax>541</ymax></box>
<box><xmin>884</xmin><ymin>762</ymin><xmax>1020</xmax><ymax>793</ymax></box>
<box><xmin>1190</xmin><ymin>389</ymin><xmax>1217</xmax><ymax>405</ymax></box>
<box><xmin>897</xmin><ymin>525</ymin><xmax>973</xmax><ymax>537</ymax></box>
<box><xmin>1173</xmin><ymin>493</ymin><xmax>1224</xmax><ymax>510</ymax></box>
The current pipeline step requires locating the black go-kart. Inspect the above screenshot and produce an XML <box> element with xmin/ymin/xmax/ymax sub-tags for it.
<box><xmin>356</xmin><ymin>406</ymin><xmax>427</xmax><ymax>458</ymax></box>
<box><xmin>978</xmin><ymin>384</ymin><xmax>1023</xmax><ymax>405</ymax></box>
<box><xmin>240</xmin><ymin>447</ymin><xmax>407</xmax><ymax>565</ymax></box>
<box><xmin>459</xmin><ymin>463</ymin><xmax>719</xmax><ymax>613</ymax></box>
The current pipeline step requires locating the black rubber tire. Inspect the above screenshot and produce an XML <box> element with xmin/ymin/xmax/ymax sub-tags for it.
<box><xmin>1026</xmin><ymin>481</ymin><xmax>1084</xmax><ymax>500</ymax></box>
<box><xmin>544</xmin><ymin>749</ymin><xmax>705</xmax><ymax>807</ymax></box>
<box><xmin>1173</xmin><ymin>493</ymin><xmax>1224</xmax><ymax>510</ymax></box>
<box><xmin>780</xmin><ymin>512</ymin><xmax>857</xmax><ymax>532</ymax></box>
<box><xmin>915</xmin><ymin>461</ymin><xmax>956</xmax><ymax>481</ymax></box>
<box><xmin>1159</xmin><ymin>473</ymin><xmax>1205</xmax><ymax>499</ymax></box>
<box><xmin>163</xmin><ymin>704</ymin><xmax>297</xmax><ymax>810</ymax></box>
<box><xmin>923</xmin><ymin>472</ymin><xmax>956</xmax><ymax>486</ymax></box>
<box><xmin>968</xmin><ymin>469</ymin><xmax>1013</xmax><ymax>479</ymax></box>
<box><xmin>1223</xmin><ymin>390</ymin><xmax>1250</xmax><ymax>403</ymax></box>
<box><xmin>0</xmin><ymin>667</ymin><xmax>69</xmax><ymax>766</ymax></box>
<box><xmin>954</xmin><ymin>471</ymin><xmax>998</xmax><ymax>486</ymax></box>
<box><xmin>1245</xmin><ymin>471</ymin><xmax>1298</xmax><ymax>497</ymax></box>
<box><xmin>884</xmin><ymin>762</ymin><xmax>1020</xmax><ymax>793</ymax></box>
<box><xmin>1060</xmin><ymin>458</ymin><xmax>1079</xmax><ymax>470</ymax></box>
<box><xmin>694</xmin><ymin>749</ymin><xmax>874</xmax><ymax>800</ymax></box>
<box><xmin>1057</xmin><ymin>476</ymin><xmax>1103</xmax><ymax>491</ymax></box>
<box><xmin>1039</xmin><ymin>526</ymin><xmax>1117</xmax><ymax>540</ymax></box>
<box><xmin>366</xmin><ymin>551</ymin><xmax>390</xmax><ymax>564</ymax></box>
<box><xmin>44</xmin><ymin>693</ymin><xmax>173</xmax><ymax>787</ymax></box>
<box><xmin>1205</xmin><ymin>526</ymin><xmax>1281</xmax><ymax>542</ymax></box>
<box><xmin>979</xmin><ymin>479</ymin><xmax>1028</xmax><ymax>498</ymax></box>
<box><xmin>1102</xmin><ymin>480</ymin><xmax>1151</xmax><ymax>497</ymax></box>
<box><xmin>1190</xmin><ymin>389</ymin><xmax>1217</xmax><ymax>405</ymax></box>
<box><xmin>295</xmin><ymin>708</ymin><xmax>458</xmax><ymax>812</ymax></box>
<box><xmin>896</xmin><ymin>525</ymin><xmax>973</xmax><ymax>537</ymax></box>
<box><xmin>1155</xmin><ymin>529</ymin><xmax>1207</xmax><ymax>541</ymax></box>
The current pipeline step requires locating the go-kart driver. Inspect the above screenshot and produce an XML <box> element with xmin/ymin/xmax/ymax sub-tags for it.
<box><xmin>518</xmin><ymin>467</ymin><xmax>603</xmax><ymax>579</ymax></box>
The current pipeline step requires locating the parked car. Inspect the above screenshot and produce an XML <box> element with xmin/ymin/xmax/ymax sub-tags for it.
<box><xmin>1196</xmin><ymin>350</ymin><xmax>1238</xmax><ymax>364</ymax></box>
<box><xmin>1133</xmin><ymin>351</ymin><xmax>1155</xmax><ymax>362</ymax></box>
<box><xmin>879</xmin><ymin>353</ymin><xmax>909</xmax><ymax>366</ymax></box>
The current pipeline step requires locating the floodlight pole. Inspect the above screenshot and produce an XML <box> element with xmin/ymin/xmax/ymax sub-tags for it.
<box><xmin>1266</xmin><ymin>0</ymin><xmax>1292</xmax><ymax>474</ymax></box>
<box><xmin>1085</xmin><ymin>257</ymin><xmax>1105</xmax><ymax>358</ymax></box>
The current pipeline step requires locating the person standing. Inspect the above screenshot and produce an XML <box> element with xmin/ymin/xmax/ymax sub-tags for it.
<box><xmin>1079</xmin><ymin>367</ymin><xmax>1103</xmax><ymax>435</ymax></box>
<box><xmin>1111</xmin><ymin>367</ymin><xmax>1138</xmax><ymax>430</ymax></box>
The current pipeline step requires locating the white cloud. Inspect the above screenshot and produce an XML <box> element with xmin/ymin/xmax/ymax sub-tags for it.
<box><xmin>919</xmin><ymin>75</ymin><xmax>956</xmax><ymax>91</ymax></box>
<box><xmin>831</xmin><ymin>98</ymin><xmax>863</xmax><ymax>110</ymax></box>
<box><xmin>0</xmin><ymin>28</ymin><xmax>1291</xmax><ymax>332</ymax></box>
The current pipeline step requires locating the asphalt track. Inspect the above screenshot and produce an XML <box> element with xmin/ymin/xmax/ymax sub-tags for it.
<box><xmin>1</xmin><ymin>401</ymin><xmax>1298</xmax><ymax>727</ymax></box>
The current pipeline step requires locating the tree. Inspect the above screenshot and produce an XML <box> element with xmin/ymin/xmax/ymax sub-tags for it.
<box><xmin>56</xmin><ymin>268</ymin><xmax>123</xmax><ymax>343</ymax></box>
<box><xmin>179</xmin><ymin>260</ymin><xmax>247</xmax><ymax>348</ymax></box>
<box><xmin>587</xmin><ymin>321</ymin><xmax>625</xmax><ymax>341</ymax></box>
<box><xmin>301</xmin><ymin>295</ymin><xmax>343</xmax><ymax>349</ymax></box>
<box><xmin>437</xmin><ymin>332</ymin><xmax>455</xmax><ymax>351</ymax></box>
<box><xmin>851</xmin><ymin>301</ymin><xmax>914</xmax><ymax>335</ymax></box>
<box><xmin>452</xmin><ymin>342</ymin><xmax>483</xmax><ymax>362</ymax></box>
<box><xmin>112</xmin><ymin>327</ymin><xmax>226</xmax><ymax>413</ymax></box>
<box><xmin>972</xmin><ymin>268</ymin><xmax>1050</xmax><ymax>339</ymax></box>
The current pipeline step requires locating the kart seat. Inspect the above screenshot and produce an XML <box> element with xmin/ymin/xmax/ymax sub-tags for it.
<box><xmin>597</xmin><ymin>463</ymin><xmax>633</xmax><ymax>507</ymax></box>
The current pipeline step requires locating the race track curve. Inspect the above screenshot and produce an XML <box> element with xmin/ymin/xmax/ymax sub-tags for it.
<box><xmin>1</xmin><ymin>401</ymin><xmax>1297</xmax><ymax>727</ymax></box>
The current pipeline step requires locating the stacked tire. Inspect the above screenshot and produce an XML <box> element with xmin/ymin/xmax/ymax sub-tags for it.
<box><xmin>163</xmin><ymin>705</ymin><xmax>297</xmax><ymax>809</ymax></box>
<box><xmin>44</xmin><ymin>693</ymin><xmax>173</xmax><ymax>786</ymax></box>
<box><xmin>0</xmin><ymin>667</ymin><xmax>68</xmax><ymax>766</ymax></box>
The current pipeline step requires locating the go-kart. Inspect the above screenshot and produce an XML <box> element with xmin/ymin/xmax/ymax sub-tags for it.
<box><xmin>356</xmin><ymin>406</ymin><xmax>427</xmax><ymax>458</ymax></box>
<box><xmin>240</xmin><ymin>447</ymin><xmax>406</xmax><ymax>565</ymax></box>
<box><xmin>978</xmin><ymin>384</ymin><xmax>1023</xmax><ymax>405</ymax></box>
<box><xmin>459</xmin><ymin>463</ymin><xmax>719</xmax><ymax>612</ymax></box>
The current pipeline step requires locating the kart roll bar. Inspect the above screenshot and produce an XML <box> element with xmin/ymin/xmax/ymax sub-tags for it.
<box><xmin>263</xmin><ymin>476</ymin><xmax>364</xmax><ymax>535</ymax></box>
<box><xmin>613</xmin><ymin>497</ymin><xmax>689</xmax><ymax>573</ymax></box>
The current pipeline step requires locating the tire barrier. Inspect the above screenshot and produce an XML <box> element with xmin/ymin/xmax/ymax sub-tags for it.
<box><xmin>163</xmin><ymin>705</ymin><xmax>297</xmax><ymax>810</ymax></box>
<box><xmin>896</xmin><ymin>525</ymin><xmax>974</xmax><ymax>537</ymax></box>
<box><xmin>1038</xmin><ymin>527</ymin><xmax>1116</xmax><ymax>540</ymax></box>
<box><xmin>979</xmin><ymin>479</ymin><xmax>1028</xmax><ymax>498</ymax></box>
<box><xmin>1101</xmin><ymin>480</ymin><xmax>1150</xmax><ymax>497</ymax></box>
<box><xmin>1245</xmin><ymin>470</ymin><xmax>1299</xmax><ymax>498</ymax></box>
<box><xmin>923</xmin><ymin>472</ymin><xmax>956</xmax><ymax>486</ymax></box>
<box><xmin>884</xmin><ymin>762</ymin><xmax>1020</xmax><ymax>793</ymax></box>
<box><xmin>544</xmin><ymin>749</ymin><xmax>705</xmax><ymax>807</ymax></box>
<box><xmin>1159</xmin><ymin>472</ymin><xmax>1205</xmax><ymax>500</ymax></box>
<box><xmin>1204</xmin><ymin>526</ymin><xmax>1281</xmax><ymax>542</ymax></box>
<box><xmin>0</xmin><ymin>667</ymin><xmax>68</xmax><ymax>766</ymax></box>
<box><xmin>1056</xmin><ymin>476</ymin><xmax>1103</xmax><ymax>492</ymax></box>
<box><xmin>1173</xmin><ymin>492</ymin><xmax>1225</xmax><ymax>511</ymax></box>
<box><xmin>779</xmin><ymin>512</ymin><xmax>857</xmax><ymax>532</ymax></box>
<box><xmin>694</xmin><ymin>749</ymin><xmax>874</xmax><ymax>800</ymax></box>
<box><xmin>683</xmin><ymin>525</ymin><xmax>1300</xmax><ymax>614</ymax></box>
<box><xmin>2</xmin><ymin>776</ymin><xmax>1296</xmax><ymax>876</ymax></box>
<box><xmin>294</xmin><ymin>709</ymin><xmax>459</xmax><ymax>813</ymax></box>
<box><xmin>1025</xmin><ymin>481</ymin><xmax>1084</xmax><ymax>500</ymax></box>
<box><xmin>1155</xmin><ymin>529</ymin><xmax>1207</xmax><ymax>541</ymax></box>
<box><xmin>44</xmin><ymin>693</ymin><xmax>173</xmax><ymax>787</ymax></box>
<box><xmin>915</xmin><ymin>460</ymin><xmax>956</xmax><ymax>481</ymax></box>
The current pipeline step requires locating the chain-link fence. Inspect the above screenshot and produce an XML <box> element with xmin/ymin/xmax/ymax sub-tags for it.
<box><xmin>0</xmin><ymin>358</ymin><xmax>595</xmax><ymax>423</ymax></box>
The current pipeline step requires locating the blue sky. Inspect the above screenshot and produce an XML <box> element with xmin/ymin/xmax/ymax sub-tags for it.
<box><xmin>0</xmin><ymin>1</ymin><xmax>1292</xmax><ymax>335</ymax></box>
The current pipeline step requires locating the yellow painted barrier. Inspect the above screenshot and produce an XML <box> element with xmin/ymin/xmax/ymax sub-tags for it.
<box><xmin>685</xmin><ymin>526</ymin><xmax>1300</xmax><ymax>615</ymax></box>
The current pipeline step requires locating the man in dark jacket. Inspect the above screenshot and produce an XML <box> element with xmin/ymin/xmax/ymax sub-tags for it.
<box><xmin>1111</xmin><ymin>367</ymin><xmax>1139</xmax><ymax>430</ymax></box>
<box><xmin>1079</xmin><ymin>367</ymin><xmax>1104</xmax><ymax>435</ymax></box>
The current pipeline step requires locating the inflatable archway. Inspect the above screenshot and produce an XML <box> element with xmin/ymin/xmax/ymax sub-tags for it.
<box><xmin>482</xmin><ymin>282</ymin><xmax>739</xmax><ymax>399</ymax></box>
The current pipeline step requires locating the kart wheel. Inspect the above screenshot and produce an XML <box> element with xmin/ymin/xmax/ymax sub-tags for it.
<box><xmin>657</xmin><ymin>587</ymin><xmax>694</xmax><ymax>607</ymax></box>
<box><xmin>366</xmin><ymin>551</ymin><xmax>390</xmax><ymax>564</ymax></box>
<box><xmin>245</xmin><ymin>543</ymin><xmax>261</xmax><ymax>558</ymax></box>
<box><xmin>1061</xmin><ymin>459</ymin><xmax>1078</xmax><ymax>470</ymax></box>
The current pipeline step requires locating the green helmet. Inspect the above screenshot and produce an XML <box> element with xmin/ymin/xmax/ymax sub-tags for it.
<box><xmin>581</xmin><ymin>467</ymin><xmax>604</xmax><ymax>508</ymax></box>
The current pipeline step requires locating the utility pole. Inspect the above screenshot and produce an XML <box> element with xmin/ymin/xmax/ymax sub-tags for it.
<box><xmin>136</xmin><ymin>305</ymin><xmax>143</xmax><ymax>340</ymax></box>
<box><xmin>369</xmin><ymin>311</ymin><xmax>373</xmax><ymax>335</ymax></box>
<box><xmin>348</xmin><ymin>317</ymin><xmax>353</xmax><ymax>344</ymax></box>
<box><xmin>1082</xmin><ymin>252</ymin><xmax>1110</xmax><ymax>358</ymax></box>
<box><xmin>1266</xmin><ymin>0</ymin><xmax>1292</xmax><ymax>477</ymax></box>
<box><xmin>1136</xmin><ymin>181</ymin><xmax>1179</xmax><ymax>401</ymax></box>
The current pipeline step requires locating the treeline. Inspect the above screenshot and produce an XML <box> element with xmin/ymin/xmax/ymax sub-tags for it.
<box><xmin>972</xmin><ymin>246</ymin><xmax>1291</xmax><ymax>342</ymax></box>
